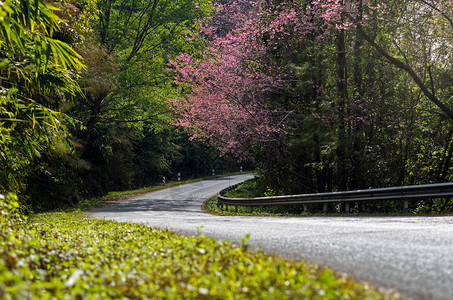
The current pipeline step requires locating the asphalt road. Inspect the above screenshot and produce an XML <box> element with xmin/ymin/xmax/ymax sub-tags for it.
<box><xmin>89</xmin><ymin>174</ymin><xmax>453</xmax><ymax>300</ymax></box>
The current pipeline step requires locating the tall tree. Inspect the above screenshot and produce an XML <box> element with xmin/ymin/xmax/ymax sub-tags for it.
<box><xmin>77</xmin><ymin>0</ymin><xmax>214</xmax><ymax>150</ymax></box>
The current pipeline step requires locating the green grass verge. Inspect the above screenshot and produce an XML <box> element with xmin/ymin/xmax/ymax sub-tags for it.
<box><xmin>204</xmin><ymin>195</ymin><xmax>316</xmax><ymax>217</ymax></box>
<box><xmin>1</xmin><ymin>195</ymin><xmax>397</xmax><ymax>299</ymax></box>
<box><xmin>204</xmin><ymin>195</ymin><xmax>280</xmax><ymax>216</ymax></box>
<box><xmin>204</xmin><ymin>178</ymin><xmax>312</xmax><ymax>217</ymax></box>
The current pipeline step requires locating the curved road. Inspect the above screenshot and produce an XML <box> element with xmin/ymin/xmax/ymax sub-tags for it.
<box><xmin>90</xmin><ymin>174</ymin><xmax>453</xmax><ymax>300</ymax></box>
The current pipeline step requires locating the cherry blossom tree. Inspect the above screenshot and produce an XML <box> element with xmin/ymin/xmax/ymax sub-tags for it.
<box><xmin>168</xmin><ymin>0</ymin><xmax>372</xmax><ymax>157</ymax></box>
<box><xmin>169</xmin><ymin>1</ymin><xmax>291</xmax><ymax>157</ymax></box>
<box><xmin>169</xmin><ymin>0</ymin><xmax>453</xmax><ymax>197</ymax></box>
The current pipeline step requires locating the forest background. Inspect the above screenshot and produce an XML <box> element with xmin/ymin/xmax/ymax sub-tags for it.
<box><xmin>1</xmin><ymin>0</ymin><xmax>452</xmax><ymax>213</ymax></box>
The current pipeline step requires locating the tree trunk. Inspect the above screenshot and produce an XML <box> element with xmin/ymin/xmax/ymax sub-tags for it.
<box><xmin>336</xmin><ymin>14</ymin><xmax>348</xmax><ymax>193</ymax></box>
<box><xmin>99</xmin><ymin>0</ymin><xmax>112</xmax><ymax>48</ymax></box>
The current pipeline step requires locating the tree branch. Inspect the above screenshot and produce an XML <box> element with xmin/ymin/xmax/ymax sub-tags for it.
<box><xmin>417</xmin><ymin>0</ymin><xmax>453</xmax><ymax>31</ymax></box>
<box><xmin>356</xmin><ymin>24</ymin><xmax>453</xmax><ymax>120</ymax></box>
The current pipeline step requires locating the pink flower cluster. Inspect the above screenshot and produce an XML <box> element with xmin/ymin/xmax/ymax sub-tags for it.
<box><xmin>169</xmin><ymin>1</ymin><xmax>292</xmax><ymax>157</ymax></box>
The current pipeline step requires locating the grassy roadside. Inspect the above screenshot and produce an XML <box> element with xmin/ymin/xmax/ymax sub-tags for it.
<box><xmin>0</xmin><ymin>195</ymin><xmax>397</xmax><ymax>299</ymax></box>
<box><xmin>204</xmin><ymin>179</ymin><xmax>316</xmax><ymax>217</ymax></box>
<box><xmin>204</xmin><ymin>194</ymin><xmax>296</xmax><ymax>217</ymax></box>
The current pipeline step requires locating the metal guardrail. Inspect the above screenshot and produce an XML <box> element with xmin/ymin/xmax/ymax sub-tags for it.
<box><xmin>218</xmin><ymin>182</ymin><xmax>453</xmax><ymax>213</ymax></box>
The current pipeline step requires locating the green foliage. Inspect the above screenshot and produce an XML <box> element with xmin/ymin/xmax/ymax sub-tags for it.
<box><xmin>241</xmin><ymin>233</ymin><xmax>251</xmax><ymax>251</ymax></box>
<box><xmin>74</xmin><ymin>0</ymin><xmax>215</xmax><ymax>137</ymax></box>
<box><xmin>224</xmin><ymin>179</ymin><xmax>265</xmax><ymax>199</ymax></box>
<box><xmin>0</xmin><ymin>0</ymin><xmax>84</xmax><ymax>195</ymax></box>
<box><xmin>21</xmin><ymin>0</ymin><xmax>226</xmax><ymax>211</ymax></box>
<box><xmin>242</xmin><ymin>0</ymin><xmax>453</xmax><ymax>209</ymax></box>
<box><xmin>0</xmin><ymin>196</ymin><xmax>394</xmax><ymax>299</ymax></box>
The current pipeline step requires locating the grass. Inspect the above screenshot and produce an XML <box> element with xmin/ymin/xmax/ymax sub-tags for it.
<box><xmin>204</xmin><ymin>195</ymin><xmax>293</xmax><ymax>217</ymax></box>
<box><xmin>204</xmin><ymin>179</ymin><xmax>317</xmax><ymax>217</ymax></box>
<box><xmin>0</xmin><ymin>194</ymin><xmax>397</xmax><ymax>299</ymax></box>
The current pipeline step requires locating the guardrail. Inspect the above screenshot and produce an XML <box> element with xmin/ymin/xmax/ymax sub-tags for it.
<box><xmin>218</xmin><ymin>182</ymin><xmax>453</xmax><ymax>213</ymax></box>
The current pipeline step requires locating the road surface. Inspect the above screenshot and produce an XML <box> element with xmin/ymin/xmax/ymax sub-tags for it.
<box><xmin>89</xmin><ymin>174</ymin><xmax>453</xmax><ymax>299</ymax></box>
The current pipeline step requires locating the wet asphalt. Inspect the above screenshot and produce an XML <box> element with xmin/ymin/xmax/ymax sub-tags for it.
<box><xmin>89</xmin><ymin>174</ymin><xmax>453</xmax><ymax>300</ymax></box>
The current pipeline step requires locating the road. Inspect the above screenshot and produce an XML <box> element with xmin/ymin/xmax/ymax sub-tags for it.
<box><xmin>89</xmin><ymin>174</ymin><xmax>453</xmax><ymax>300</ymax></box>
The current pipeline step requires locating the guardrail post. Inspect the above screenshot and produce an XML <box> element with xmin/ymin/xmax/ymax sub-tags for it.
<box><xmin>403</xmin><ymin>200</ymin><xmax>409</xmax><ymax>212</ymax></box>
<box><xmin>345</xmin><ymin>202</ymin><xmax>350</xmax><ymax>213</ymax></box>
<box><xmin>323</xmin><ymin>204</ymin><xmax>328</xmax><ymax>213</ymax></box>
<box><xmin>303</xmin><ymin>205</ymin><xmax>307</xmax><ymax>212</ymax></box>
<box><xmin>225</xmin><ymin>204</ymin><xmax>229</xmax><ymax>211</ymax></box>
<box><xmin>235</xmin><ymin>205</ymin><xmax>238</xmax><ymax>212</ymax></box>
<box><xmin>250</xmin><ymin>206</ymin><xmax>254</xmax><ymax>213</ymax></box>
